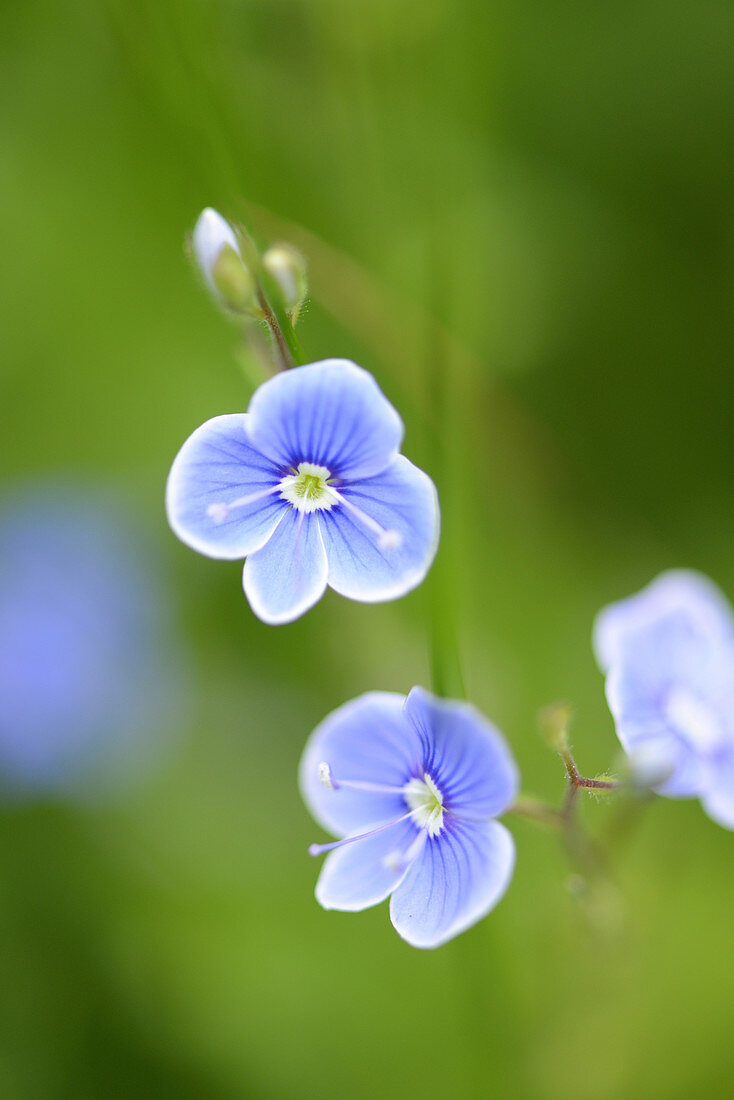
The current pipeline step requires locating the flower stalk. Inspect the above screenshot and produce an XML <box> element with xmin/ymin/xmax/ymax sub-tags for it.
<box><xmin>190</xmin><ymin>207</ymin><xmax>307</xmax><ymax>375</ymax></box>
<box><xmin>507</xmin><ymin>708</ymin><xmax>622</xmax><ymax>889</ymax></box>
<box><xmin>236</xmin><ymin>227</ymin><xmax>306</xmax><ymax>371</ymax></box>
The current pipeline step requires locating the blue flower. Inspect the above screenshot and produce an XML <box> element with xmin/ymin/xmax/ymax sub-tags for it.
<box><xmin>166</xmin><ymin>359</ymin><xmax>440</xmax><ymax>624</ymax></box>
<box><xmin>300</xmin><ymin>687</ymin><xmax>518</xmax><ymax>948</ymax></box>
<box><xmin>594</xmin><ymin>569</ymin><xmax>734</xmax><ymax>828</ymax></box>
<box><xmin>0</xmin><ymin>483</ymin><xmax>186</xmax><ymax>799</ymax></box>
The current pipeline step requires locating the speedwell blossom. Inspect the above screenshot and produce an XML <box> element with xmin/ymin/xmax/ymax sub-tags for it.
<box><xmin>300</xmin><ymin>687</ymin><xmax>518</xmax><ymax>948</ymax></box>
<box><xmin>594</xmin><ymin>569</ymin><xmax>734</xmax><ymax>828</ymax></box>
<box><xmin>166</xmin><ymin>359</ymin><xmax>440</xmax><ymax>624</ymax></box>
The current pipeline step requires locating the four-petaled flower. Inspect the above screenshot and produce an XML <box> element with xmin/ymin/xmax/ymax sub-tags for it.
<box><xmin>300</xmin><ymin>687</ymin><xmax>518</xmax><ymax>948</ymax></box>
<box><xmin>594</xmin><ymin>569</ymin><xmax>734</xmax><ymax>828</ymax></box>
<box><xmin>166</xmin><ymin>359</ymin><xmax>439</xmax><ymax>624</ymax></box>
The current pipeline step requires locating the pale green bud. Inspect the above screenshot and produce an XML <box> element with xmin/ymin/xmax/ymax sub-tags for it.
<box><xmin>262</xmin><ymin>244</ymin><xmax>308</xmax><ymax>318</ymax></box>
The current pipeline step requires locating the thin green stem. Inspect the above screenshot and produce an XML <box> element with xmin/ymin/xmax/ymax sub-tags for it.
<box><xmin>508</xmin><ymin>797</ymin><xmax>564</xmax><ymax>828</ymax></box>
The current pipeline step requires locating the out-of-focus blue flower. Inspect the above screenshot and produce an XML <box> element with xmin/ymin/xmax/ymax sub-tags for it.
<box><xmin>300</xmin><ymin>687</ymin><xmax>518</xmax><ymax>949</ymax></box>
<box><xmin>166</xmin><ymin>359</ymin><xmax>440</xmax><ymax>625</ymax></box>
<box><xmin>594</xmin><ymin>570</ymin><xmax>734</xmax><ymax>828</ymax></box>
<box><xmin>0</xmin><ymin>484</ymin><xmax>185</xmax><ymax>799</ymax></box>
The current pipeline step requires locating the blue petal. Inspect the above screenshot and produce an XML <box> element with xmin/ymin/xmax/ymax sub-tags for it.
<box><xmin>166</xmin><ymin>414</ymin><xmax>284</xmax><ymax>559</ymax></box>
<box><xmin>594</xmin><ymin>570</ymin><xmax>734</xmax><ymax>673</ymax></box>
<box><xmin>390</xmin><ymin>820</ymin><xmax>515</xmax><ymax>948</ymax></box>
<box><xmin>403</xmin><ymin>687</ymin><xmax>518</xmax><ymax>818</ymax></box>
<box><xmin>320</xmin><ymin>455</ymin><xmax>439</xmax><ymax>602</ymax></box>
<box><xmin>243</xmin><ymin>508</ymin><xmax>328</xmax><ymax>624</ymax></box>
<box><xmin>299</xmin><ymin>692</ymin><xmax>423</xmax><ymax>836</ymax></box>
<box><xmin>245</xmin><ymin>360</ymin><xmax>403</xmax><ymax>479</ymax></box>
<box><xmin>315</xmin><ymin>817</ymin><xmax>419</xmax><ymax>911</ymax></box>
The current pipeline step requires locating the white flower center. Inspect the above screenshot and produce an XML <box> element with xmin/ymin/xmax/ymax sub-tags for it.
<box><xmin>278</xmin><ymin>463</ymin><xmax>339</xmax><ymax>514</ymax></box>
<box><xmin>403</xmin><ymin>772</ymin><xmax>445</xmax><ymax>837</ymax></box>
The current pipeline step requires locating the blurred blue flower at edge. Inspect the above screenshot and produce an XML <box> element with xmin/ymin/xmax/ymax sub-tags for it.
<box><xmin>0</xmin><ymin>483</ymin><xmax>186</xmax><ymax>800</ymax></box>
<box><xmin>595</xmin><ymin>570</ymin><xmax>734</xmax><ymax>828</ymax></box>
<box><xmin>166</xmin><ymin>359</ymin><xmax>440</xmax><ymax>624</ymax></box>
<box><xmin>300</xmin><ymin>687</ymin><xmax>518</xmax><ymax>948</ymax></box>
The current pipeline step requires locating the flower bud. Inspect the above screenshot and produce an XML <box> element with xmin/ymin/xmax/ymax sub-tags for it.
<box><xmin>262</xmin><ymin>244</ymin><xmax>308</xmax><ymax>318</ymax></box>
<box><xmin>192</xmin><ymin>208</ymin><xmax>255</xmax><ymax>313</ymax></box>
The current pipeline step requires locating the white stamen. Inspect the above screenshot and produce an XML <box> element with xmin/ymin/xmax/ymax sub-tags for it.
<box><xmin>207</xmin><ymin>485</ymin><xmax>281</xmax><ymax>524</ymax></box>
<box><xmin>331</xmin><ymin>490</ymin><xmax>403</xmax><ymax>551</ymax></box>
<box><xmin>308</xmin><ymin>810</ymin><xmax>415</xmax><ymax>857</ymax></box>
<box><xmin>316</xmin><ymin>763</ymin><xmax>407</xmax><ymax>795</ymax></box>
<box><xmin>318</xmin><ymin>762</ymin><xmax>338</xmax><ymax>790</ymax></box>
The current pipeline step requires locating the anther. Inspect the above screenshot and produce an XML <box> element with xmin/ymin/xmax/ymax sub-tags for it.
<box><xmin>318</xmin><ymin>762</ymin><xmax>339</xmax><ymax>790</ymax></box>
<box><xmin>331</xmin><ymin>491</ymin><xmax>403</xmax><ymax>551</ymax></box>
<box><xmin>379</xmin><ymin>529</ymin><xmax>402</xmax><ymax>550</ymax></box>
<box><xmin>207</xmin><ymin>502</ymin><xmax>231</xmax><ymax>523</ymax></box>
<box><xmin>206</xmin><ymin>485</ymin><xmax>281</xmax><ymax>525</ymax></box>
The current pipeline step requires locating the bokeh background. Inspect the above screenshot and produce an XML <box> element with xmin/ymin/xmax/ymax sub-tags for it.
<box><xmin>2</xmin><ymin>0</ymin><xmax>734</xmax><ymax>1095</ymax></box>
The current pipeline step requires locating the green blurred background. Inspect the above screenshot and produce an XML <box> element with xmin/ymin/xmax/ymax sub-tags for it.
<box><xmin>2</xmin><ymin>0</ymin><xmax>734</xmax><ymax>1095</ymax></box>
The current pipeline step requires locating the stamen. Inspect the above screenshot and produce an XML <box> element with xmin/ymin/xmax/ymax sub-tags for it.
<box><xmin>308</xmin><ymin>809</ymin><xmax>415</xmax><ymax>856</ymax></box>
<box><xmin>331</xmin><ymin>490</ymin><xmax>402</xmax><ymax>551</ymax></box>
<box><xmin>317</xmin><ymin>762</ymin><xmax>406</xmax><ymax>795</ymax></box>
<box><xmin>207</xmin><ymin>485</ymin><xmax>280</xmax><ymax>524</ymax></box>
<box><xmin>318</xmin><ymin>762</ymin><xmax>339</xmax><ymax>789</ymax></box>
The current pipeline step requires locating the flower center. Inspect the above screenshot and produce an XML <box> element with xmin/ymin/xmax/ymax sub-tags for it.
<box><xmin>278</xmin><ymin>462</ymin><xmax>339</xmax><ymax>514</ymax></box>
<box><xmin>403</xmin><ymin>772</ymin><xmax>445</xmax><ymax>837</ymax></box>
<box><xmin>307</xmin><ymin>763</ymin><xmax>445</xmax><ymax>866</ymax></box>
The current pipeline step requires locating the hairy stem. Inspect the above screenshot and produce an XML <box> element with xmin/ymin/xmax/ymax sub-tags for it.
<box><xmin>257</xmin><ymin>289</ymin><xmax>294</xmax><ymax>372</ymax></box>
